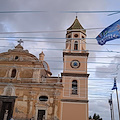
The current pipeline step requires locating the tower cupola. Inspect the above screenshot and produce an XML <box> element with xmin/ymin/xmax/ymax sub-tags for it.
<box><xmin>65</xmin><ymin>17</ymin><xmax>86</xmax><ymax>53</ymax></box>
<box><xmin>67</xmin><ymin>16</ymin><xmax>86</xmax><ymax>34</ymax></box>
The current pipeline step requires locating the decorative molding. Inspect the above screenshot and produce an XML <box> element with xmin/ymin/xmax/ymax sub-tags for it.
<box><xmin>63</xmin><ymin>52</ymin><xmax>89</xmax><ymax>57</ymax></box>
<box><xmin>61</xmin><ymin>73</ymin><xmax>89</xmax><ymax>77</ymax></box>
<box><xmin>2</xmin><ymin>84</ymin><xmax>16</xmax><ymax>96</ymax></box>
<box><xmin>61</xmin><ymin>99</ymin><xmax>88</xmax><ymax>103</ymax></box>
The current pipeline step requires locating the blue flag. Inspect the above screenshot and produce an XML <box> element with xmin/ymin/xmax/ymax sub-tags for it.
<box><xmin>96</xmin><ymin>19</ymin><xmax>120</xmax><ymax>45</ymax></box>
<box><xmin>112</xmin><ymin>78</ymin><xmax>117</xmax><ymax>90</ymax></box>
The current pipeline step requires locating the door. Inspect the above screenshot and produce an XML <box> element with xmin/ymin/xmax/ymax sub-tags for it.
<box><xmin>37</xmin><ymin>110</ymin><xmax>45</xmax><ymax>120</ymax></box>
<box><xmin>1</xmin><ymin>102</ymin><xmax>12</xmax><ymax>120</ymax></box>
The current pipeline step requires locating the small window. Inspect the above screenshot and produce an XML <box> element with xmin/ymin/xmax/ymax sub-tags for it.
<box><xmin>39</xmin><ymin>96</ymin><xmax>48</xmax><ymax>101</ymax></box>
<box><xmin>11</xmin><ymin>69</ymin><xmax>16</xmax><ymax>78</ymax></box>
<box><xmin>68</xmin><ymin>35</ymin><xmax>71</xmax><ymax>38</ymax></box>
<box><xmin>74</xmin><ymin>41</ymin><xmax>78</xmax><ymax>50</ymax></box>
<box><xmin>15</xmin><ymin>56</ymin><xmax>19</xmax><ymax>60</ymax></box>
<box><xmin>74</xmin><ymin>34</ymin><xmax>78</xmax><ymax>38</ymax></box>
<box><xmin>72</xmin><ymin>80</ymin><xmax>78</xmax><ymax>95</ymax></box>
<box><xmin>82</xmin><ymin>36</ymin><xmax>84</xmax><ymax>39</ymax></box>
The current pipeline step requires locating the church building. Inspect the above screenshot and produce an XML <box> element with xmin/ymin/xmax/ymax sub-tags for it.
<box><xmin>0</xmin><ymin>17</ymin><xmax>89</xmax><ymax>120</ymax></box>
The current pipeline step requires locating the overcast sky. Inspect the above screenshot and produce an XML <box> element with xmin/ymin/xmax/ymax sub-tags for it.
<box><xmin>0</xmin><ymin>0</ymin><xmax>120</xmax><ymax>120</ymax></box>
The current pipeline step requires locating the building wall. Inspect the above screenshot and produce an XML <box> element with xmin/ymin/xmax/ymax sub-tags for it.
<box><xmin>0</xmin><ymin>44</ymin><xmax>62</xmax><ymax>120</ymax></box>
<box><xmin>60</xmin><ymin>17</ymin><xmax>89</xmax><ymax>120</ymax></box>
<box><xmin>0</xmin><ymin>78</ymin><xmax>62</xmax><ymax>120</ymax></box>
<box><xmin>0</xmin><ymin>17</ymin><xmax>89</xmax><ymax>120</ymax></box>
<box><xmin>61</xmin><ymin>102</ymin><xmax>88</xmax><ymax>120</ymax></box>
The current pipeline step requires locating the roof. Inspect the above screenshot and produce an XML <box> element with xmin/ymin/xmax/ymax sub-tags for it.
<box><xmin>0</xmin><ymin>43</ymin><xmax>39</xmax><ymax>62</ymax></box>
<box><xmin>15</xmin><ymin>44</ymin><xmax>23</xmax><ymax>49</ymax></box>
<box><xmin>67</xmin><ymin>16</ymin><xmax>86</xmax><ymax>34</ymax></box>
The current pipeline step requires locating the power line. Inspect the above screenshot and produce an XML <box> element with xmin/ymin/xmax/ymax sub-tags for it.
<box><xmin>0</xmin><ymin>37</ymin><xmax>120</xmax><ymax>46</ymax></box>
<box><xmin>0</xmin><ymin>76</ymin><xmax>115</xmax><ymax>83</ymax></box>
<box><xmin>1</xmin><ymin>54</ymin><xmax>119</xmax><ymax>59</ymax></box>
<box><xmin>0</xmin><ymin>82</ymin><xmax>112</xmax><ymax>90</ymax></box>
<box><xmin>0</xmin><ymin>36</ymin><xmax>98</xmax><ymax>40</ymax></box>
<box><xmin>0</xmin><ymin>83</ymin><xmax>112</xmax><ymax>95</ymax></box>
<box><xmin>0</xmin><ymin>27</ymin><xmax>105</xmax><ymax>34</ymax></box>
<box><xmin>1</xmin><ymin>45</ymin><xmax>120</xmax><ymax>53</ymax></box>
<box><xmin>0</xmin><ymin>57</ymin><xmax>119</xmax><ymax>64</ymax></box>
<box><xmin>0</xmin><ymin>10</ymin><xmax>119</xmax><ymax>14</ymax></box>
<box><xmin>0</xmin><ymin>64</ymin><xmax>117</xmax><ymax>74</ymax></box>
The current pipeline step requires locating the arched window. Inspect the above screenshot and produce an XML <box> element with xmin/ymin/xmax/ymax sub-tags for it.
<box><xmin>72</xmin><ymin>80</ymin><xmax>78</xmax><ymax>95</ymax></box>
<box><xmin>74</xmin><ymin>41</ymin><xmax>78</xmax><ymax>50</ymax></box>
<box><xmin>11</xmin><ymin>69</ymin><xmax>16</xmax><ymax>78</ymax></box>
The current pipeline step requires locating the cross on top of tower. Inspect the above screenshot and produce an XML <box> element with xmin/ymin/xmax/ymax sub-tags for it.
<box><xmin>18</xmin><ymin>39</ymin><xmax>23</xmax><ymax>45</ymax></box>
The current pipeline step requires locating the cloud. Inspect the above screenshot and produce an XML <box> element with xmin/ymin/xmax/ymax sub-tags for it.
<box><xmin>89</xmin><ymin>99</ymin><xmax>110</xmax><ymax>120</ymax></box>
<box><xmin>95</xmin><ymin>55</ymin><xmax>120</xmax><ymax>79</ymax></box>
<box><xmin>0</xmin><ymin>1</ymin><xmax>120</xmax><ymax>120</ymax></box>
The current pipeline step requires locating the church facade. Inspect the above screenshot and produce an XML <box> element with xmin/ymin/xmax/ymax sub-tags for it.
<box><xmin>0</xmin><ymin>17</ymin><xmax>89</xmax><ymax>120</ymax></box>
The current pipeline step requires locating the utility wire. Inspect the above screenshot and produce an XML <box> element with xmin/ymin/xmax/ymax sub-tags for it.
<box><xmin>0</xmin><ymin>59</ymin><xmax>119</xmax><ymax>65</ymax></box>
<box><xmin>0</xmin><ymin>36</ymin><xmax>98</xmax><ymax>39</ymax></box>
<box><xmin>0</xmin><ymin>82</ymin><xmax>112</xmax><ymax>90</ymax></box>
<box><xmin>0</xmin><ymin>27</ymin><xmax>105</xmax><ymax>34</ymax></box>
<box><xmin>1</xmin><ymin>45</ymin><xmax>120</xmax><ymax>53</ymax></box>
<box><xmin>0</xmin><ymin>65</ymin><xmax>117</xmax><ymax>74</ymax></box>
<box><xmin>0</xmin><ymin>64</ymin><xmax>116</xmax><ymax>71</ymax></box>
<box><xmin>0</xmin><ymin>10</ymin><xmax>119</xmax><ymax>14</ymax></box>
<box><xmin>0</xmin><ymin>38</ymin><xmax>120</xmax><ymax>46</ymax></box>
<box><xmin>1</xmin><ymin>53</ymin><xmax>120</xmax><ymax>59</ymax></box>
<box><xmin>0</xmin><ymin>83</ymin><xmax>112</xmax><ymax>95</ymax></box>
<box><xmin>0</xmin><ymin>76</ymin><xmax>115</xmax><ymax>82</ymax></box>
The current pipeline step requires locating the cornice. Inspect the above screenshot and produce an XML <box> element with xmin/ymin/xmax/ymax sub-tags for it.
<box><xmin>63</xmin><ymin>52</ymin><xmax>89</xmax><ymax>57</ymax></box>
<box><xmin>61</xmin><ymin>73</ymin><xmax>89</xmax><ymax>77</ymax></box>
<box><xmin>61</xmin><ymin>99</ymin><xmax>89</xmax><ymax>103</ymax></box>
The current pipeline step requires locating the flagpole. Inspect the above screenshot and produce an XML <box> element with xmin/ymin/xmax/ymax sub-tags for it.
<box><xmin>112</xmin><ymin>94</ymin><xmax>115</xmax><ymax>120</ymax></box>
<box><xmin>109</xmin><ymin>94</ymin><xmax>113</xmax><ymax>120</ymax></box>
<box><xmin>112</xmin><ymin>77</ymin><xmax>120</xmax><ymax>120</ymax></box>
<box><xmin>116</xmin><ymin>88</ymin><xmax>120</xmax><ymax>120</ymax></box>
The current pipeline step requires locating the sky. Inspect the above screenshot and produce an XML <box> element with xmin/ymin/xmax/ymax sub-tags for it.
<box><xmin>0</xmin><ymin>0</ymin><xmax>120</xmax><ymax>120</ymax></box>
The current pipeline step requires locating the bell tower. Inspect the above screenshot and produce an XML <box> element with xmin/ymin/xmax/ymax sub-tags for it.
<box><xmin>60</xmin><ymin>17</ymin><xmax>89</xmax><ymax>120</ymax></box>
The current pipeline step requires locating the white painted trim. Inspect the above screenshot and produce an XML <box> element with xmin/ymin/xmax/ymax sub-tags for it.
<box><xmin>61</xmin><ymin>101</ymin><xmax>87</xmax><ymax>104</ymax></box>
<box><xmin>85</xmin><ymin>78</ymin><xmax>86</xmax><ymax>98</ymax></box>
<box><xmin>79</xmin><ymin>79</ymin><xmax>80</xmax><ymax>98</ymax></box>
<box><xmin>63</xmin><ymin>77</ymin><xmax>65</xmax><ymax>97</ymax></box>
<box><xmin>64</xmin><ymin>56</ymin><xmax>67</xmax><ymax>71</ymax></box>
<box><xmin>60</xmin><ymin>102</ymin><xmax>63</xmax><ymax>120</ymax></box>
<box><xmin>80</xmin><ymin>38</ymin><xmax>81</xmax><ymax>52</ymax></box>
<box><xmin>80</xmin><ymin>77</ymin><xmax>87</xmax><ymax>99</ymax></box>
<box><xmin>63</xmin><ymin>77</ymin><xmax>70</xmax><ymax>97</ymax></box>
<box><xmin>69</xmin><ymin>77</ymin><xmax>71</xmax><ymax>97</ymax></box>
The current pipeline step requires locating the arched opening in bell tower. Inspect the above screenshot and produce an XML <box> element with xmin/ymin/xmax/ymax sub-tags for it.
<box><xmin>74</xmin><ymin>41</ymin><xmax>78</xmax><ymax>50</ymax></box>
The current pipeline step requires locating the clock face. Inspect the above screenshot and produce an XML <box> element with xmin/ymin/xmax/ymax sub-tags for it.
<box><xmin>70</xmin><ymin>60</ymin><xmax>80</xmax><ymax>68</ymax></box>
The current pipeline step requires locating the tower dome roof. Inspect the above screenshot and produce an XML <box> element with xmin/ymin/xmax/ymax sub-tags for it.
<box><xmin>67</xmin><ymin>16</ymin><xmax>86</xmax><ymax>34</ymax></box>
